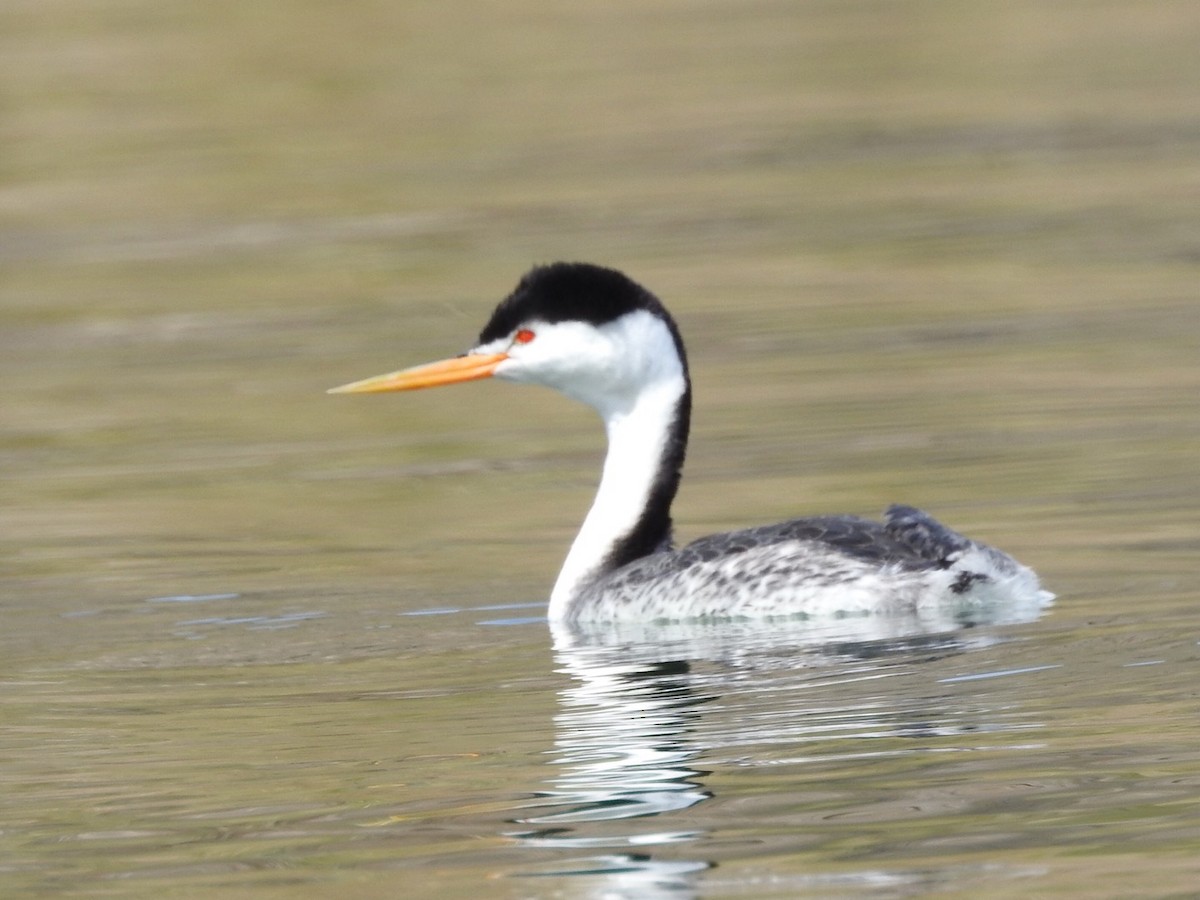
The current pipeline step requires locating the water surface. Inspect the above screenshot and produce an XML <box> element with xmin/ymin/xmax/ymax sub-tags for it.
<box><xmin>3</xmin><ymin>0</ymin><xmax>1199</xmax><ymax>896</ymax></box>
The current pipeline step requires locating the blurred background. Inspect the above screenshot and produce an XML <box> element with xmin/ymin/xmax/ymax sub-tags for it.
<box><xmin>3</xmin><ymin>0</ymin><xmax>1197</xmax><ymax>651</ymax></box>
<box><xmin>4</xmin><ymin>2</ymin><xmax>1200</xmax><ymax>895</ymax></box>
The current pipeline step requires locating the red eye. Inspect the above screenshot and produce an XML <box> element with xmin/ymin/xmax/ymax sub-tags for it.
<box><xmin>514</xmin><ymin>328</ymin><xmax>536</xmax><ymax>345</ymax></box>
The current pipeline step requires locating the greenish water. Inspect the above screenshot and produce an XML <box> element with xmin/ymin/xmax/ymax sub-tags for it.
<box><xmin>3</xmin><ymin>1</ymin><xmax>1199</xmax><ymax>896</ymax></box>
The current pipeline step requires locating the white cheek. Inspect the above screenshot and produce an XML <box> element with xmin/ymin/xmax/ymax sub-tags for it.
<box><xmin>486</xmin><ymin>313</ymin><xmax>681</xmax><ymax>420</ymax></box>
<box><xmin>494</xmin><ymin>323</ymin><xmax>611</xmax><ymax>386</ymax></box>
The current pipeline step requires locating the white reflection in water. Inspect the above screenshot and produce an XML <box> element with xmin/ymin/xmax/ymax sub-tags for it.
<box><xmin>506</xmin><ymin>601</ymin><xmax>1049</xmax><ymax>897</ymax></box>
<box><xmin>519</xmin><ymin>657</ymin><xmax>714</xmax><ymax>826</ymax></box>
<box><xmin>507</xmin><ymin>647</ymin><xmax>715</xmax><ymax>895</ymax></box>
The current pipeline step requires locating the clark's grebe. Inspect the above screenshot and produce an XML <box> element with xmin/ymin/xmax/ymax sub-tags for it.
<box><xmin>331</xmin><ymin>262</ymin><xmax>1052</xmax><ymax>624</ymax></box>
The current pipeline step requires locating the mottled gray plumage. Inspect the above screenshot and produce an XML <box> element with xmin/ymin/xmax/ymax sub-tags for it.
<box><xmin>673</xmin><ymin>506</ymin><xmax>958</xmax><ymax>570</ymax></box>
<box><xmin>567</xmin><ymin>503</ymin><xmax>1044</xmax><ymax>624</ymax></box>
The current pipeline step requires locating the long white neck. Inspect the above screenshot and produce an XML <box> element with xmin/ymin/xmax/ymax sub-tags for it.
<box><xmin>548</xmin><ymin>373</ymin><xmax>689</xmax><ymax>620</ymax></box>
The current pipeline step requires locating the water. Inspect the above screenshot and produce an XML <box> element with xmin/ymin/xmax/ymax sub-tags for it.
<box><xmin>4</xmin><ymin>0</ymin><xmax>1200</xmax><ymax>896</ymax></box>
<box><xmin>5</xmin><ymin>596</ymin><xmax>1199</xmax><ymax>896</ymax></box>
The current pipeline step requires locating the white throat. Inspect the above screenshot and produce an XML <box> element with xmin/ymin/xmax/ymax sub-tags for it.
<box><xmin>548</xmin><ymin>375</ymin><xmax>686</xmax><ymax>618</ymax></box>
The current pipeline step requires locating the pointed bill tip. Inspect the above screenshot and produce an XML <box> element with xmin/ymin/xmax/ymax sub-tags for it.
<box><xmin>327</xmin><ymin>352</ymin><xmax>508</xmax><ymax>394</ymax></box>
<box><xmin>326</xmin><ymin>371</ymin><xmax>407</xmax><ymax>394</ymax></box>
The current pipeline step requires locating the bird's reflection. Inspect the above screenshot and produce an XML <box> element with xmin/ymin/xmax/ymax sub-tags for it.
<box><xmin>518</xmin><ymin>656</ymin><xmax>713</xmax><ymax>826</ymax></box>
<box><xmin>508</xmin><ymin>602</ymin><xmax>1048</xmax><ymax>896</ymax></box>
<box><xmin>507</xmin><ymin>643</ymin><xmax>716</xmax><ymax>895</ymax></box>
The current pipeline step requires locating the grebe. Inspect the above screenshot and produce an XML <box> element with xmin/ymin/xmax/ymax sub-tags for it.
<box><xmin>331</xmin><ymin>262</ymin><xmax>1052</xmax><ymax>624</ymax></box>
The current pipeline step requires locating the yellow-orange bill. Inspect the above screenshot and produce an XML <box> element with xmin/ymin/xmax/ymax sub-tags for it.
<box><xmin>327</xmin><ymin>352</ymin><xmax>507</xmax><ymax>394</ymax></box>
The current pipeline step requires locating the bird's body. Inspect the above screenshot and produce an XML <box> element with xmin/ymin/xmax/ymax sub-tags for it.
<box><xmin>331</xmin><ymin>263</ymin><xmax>1052</xmax><ymax>624</ymax></box>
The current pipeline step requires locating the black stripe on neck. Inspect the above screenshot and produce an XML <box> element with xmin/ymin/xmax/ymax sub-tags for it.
<box><xmin>597</xmin><ymin>382</ymin><xmax>692</xmax><ymax>573</ymax></box>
